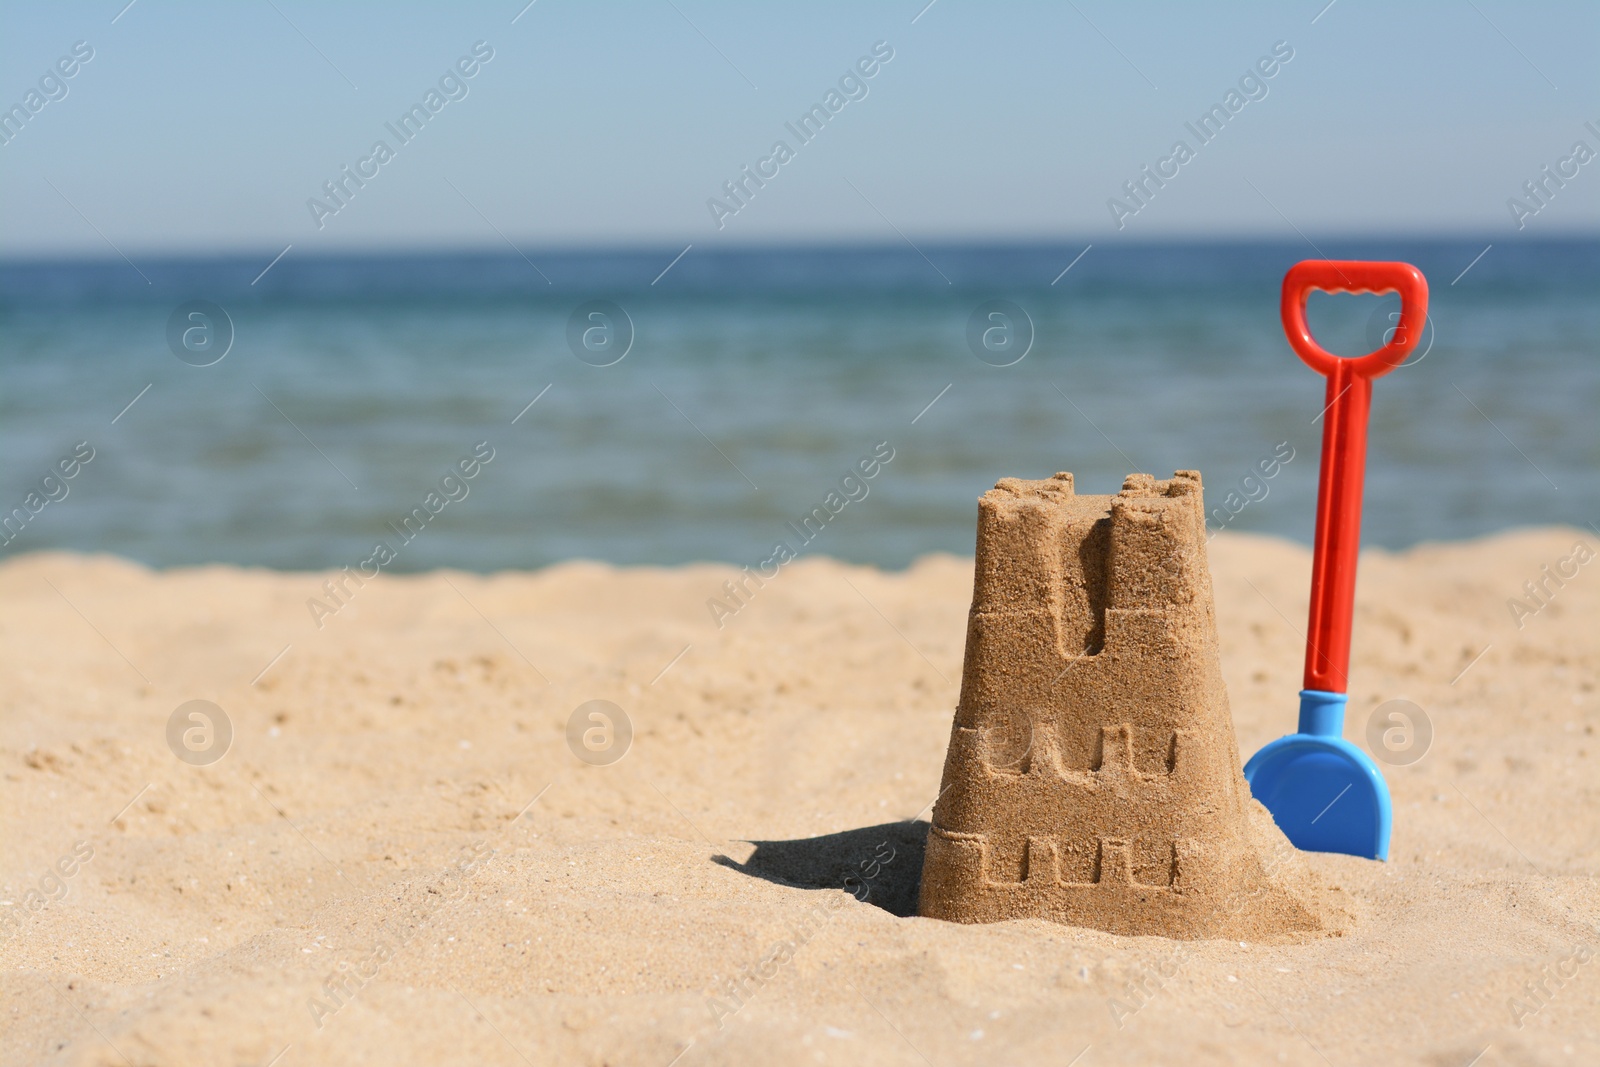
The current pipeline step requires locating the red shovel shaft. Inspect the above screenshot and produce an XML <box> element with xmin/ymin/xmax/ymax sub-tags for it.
<box><xmin>1305</xmin><ymin>365</ymin><xmax>1371</xmax><ymax>692</ymax></box>
<box><xmin>1280</xmin><ymin>260</ymin><xmax>1429</xmax><ymax>695</ymax></box>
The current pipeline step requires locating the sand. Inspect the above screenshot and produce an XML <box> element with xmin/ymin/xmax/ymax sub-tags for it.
<box><xmin>2</xmin><ymin>528</ymin><xmax>1597</xmax><ymax>1066</ymax></box>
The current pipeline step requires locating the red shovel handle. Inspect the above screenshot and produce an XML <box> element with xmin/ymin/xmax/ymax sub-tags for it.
<box><xmin>1282</xmin><ymin>260</ymin><xmax>1428</xmax><ymax>693</ymax></box>
<box><xmin>1281</xmin><ymin>261</ymin><xmax>1428</xmax><ymax>380</ymax></box>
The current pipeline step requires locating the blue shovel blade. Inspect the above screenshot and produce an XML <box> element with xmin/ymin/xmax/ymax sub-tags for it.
<box><xmin>1244</xmin><ymin>733</ymin><xmax>1392</xmax><ymax>861</ymax></box>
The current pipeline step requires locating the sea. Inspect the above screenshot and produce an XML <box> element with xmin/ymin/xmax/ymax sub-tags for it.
<box><xmin>1</xmin><ymin>238</ymin><xmax>1595</xmax><ymax>572</ymax></box>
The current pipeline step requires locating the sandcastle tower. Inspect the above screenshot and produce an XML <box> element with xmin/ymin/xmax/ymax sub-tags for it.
<box><xmin>918</xmin><ymin>471</ymin><xmax>1334</xmax><ymax>939</ymax></box>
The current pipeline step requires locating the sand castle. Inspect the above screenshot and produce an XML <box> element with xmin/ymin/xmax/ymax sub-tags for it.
<box><xmin>918</xmin><ymin>471</ymin><xmax>1339</xmax><ymax>939</ymax></box>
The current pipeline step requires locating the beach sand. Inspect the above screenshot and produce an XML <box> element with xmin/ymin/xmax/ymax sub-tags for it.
<box><xmin>2</xmin><ymin>528</ymin><xmax>1596</xmax><ymax>1066</ymax></box>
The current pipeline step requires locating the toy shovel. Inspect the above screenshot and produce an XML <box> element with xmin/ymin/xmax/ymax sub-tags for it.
<box><xmin>1243</xmin><ymin>260</ymin><xmax>1429</xmax><ymax>861</ymax></box>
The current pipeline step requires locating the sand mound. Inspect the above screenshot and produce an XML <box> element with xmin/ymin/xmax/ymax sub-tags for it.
<box><xmin>919</xmin><ymin>472</ymin><xmax>1348</xmax><ymax>939</ymax></box>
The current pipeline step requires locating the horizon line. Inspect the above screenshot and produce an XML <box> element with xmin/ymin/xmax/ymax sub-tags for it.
<box><xmin>2</xmin><ymin>231</ymin><xmax>1595</xmax><ymax>267</ymax></box>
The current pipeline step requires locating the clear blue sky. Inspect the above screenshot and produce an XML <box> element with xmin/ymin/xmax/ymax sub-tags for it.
<box><xmin>2</xmin><ymin>0</ymin><xmax>1596</xmax><ymax>256</ymax></box>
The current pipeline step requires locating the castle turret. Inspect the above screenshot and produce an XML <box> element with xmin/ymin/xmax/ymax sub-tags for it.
<box><xmin>918</xmin><ymin>471</ymin><xmax>1337</xmax><ymax>939</ymax></box>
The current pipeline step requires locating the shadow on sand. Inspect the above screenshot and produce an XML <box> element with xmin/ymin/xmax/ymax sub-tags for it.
<box><xmin>713</xmin><ymin>820</ymin><xmax>930</xmax><ymax>918</ymax></box>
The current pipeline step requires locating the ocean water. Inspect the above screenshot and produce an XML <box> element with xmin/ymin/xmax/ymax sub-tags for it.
<box><xmin>1</xmin><ymin>239</ymin><xmax>1595</xmax><ymax>572</ymax></box>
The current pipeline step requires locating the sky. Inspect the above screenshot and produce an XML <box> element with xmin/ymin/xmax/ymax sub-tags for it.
<box><xmin>1</xmin><ymin>0</ymin><xmax>1597</xmax><ymax>257</ymax></box>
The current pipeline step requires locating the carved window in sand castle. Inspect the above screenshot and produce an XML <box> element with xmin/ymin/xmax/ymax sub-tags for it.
<box><xmin>977</xmin><ymin>717</ymin><xmax>1184</xmax><ymax>780</ymax></box>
